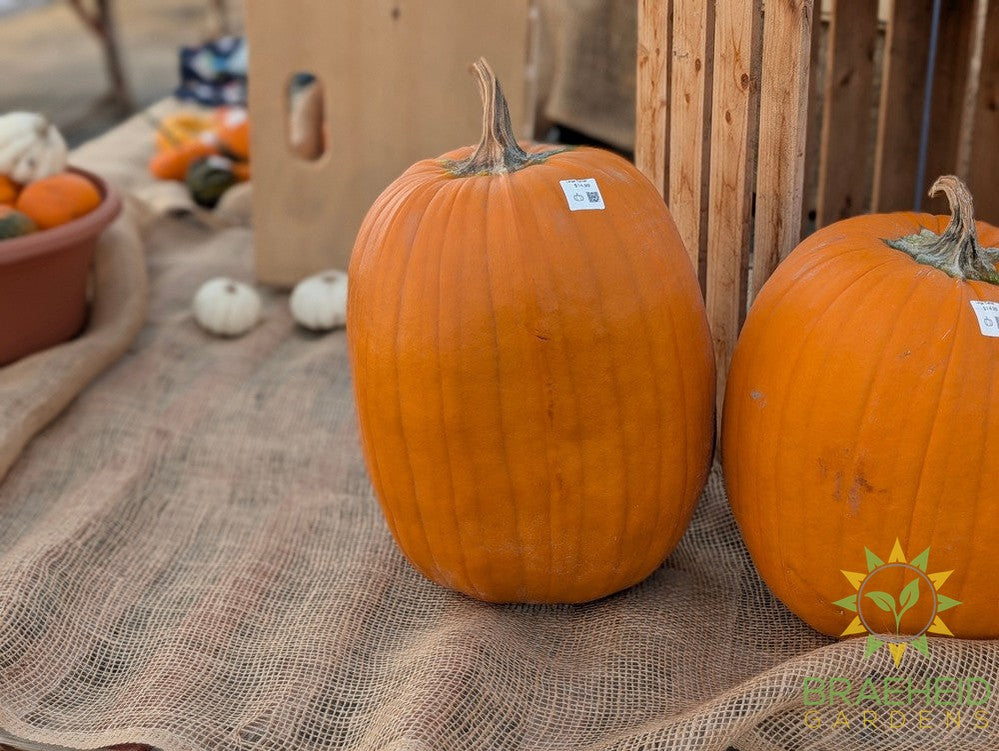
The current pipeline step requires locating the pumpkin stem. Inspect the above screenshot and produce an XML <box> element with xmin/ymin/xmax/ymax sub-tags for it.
<box><xmin>885</xmin><ymin>175</ymin><xmax>999</xmax><ymax>284</ymax></box>
<box><xmin>445</xmin><ymin>58</ymin><xmax>564</xmax><ymax>177</ymax></box>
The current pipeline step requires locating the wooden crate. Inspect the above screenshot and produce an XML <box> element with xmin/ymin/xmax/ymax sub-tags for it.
<box><xmin>636</xmin><ymin>0</ymin><xmax>999</xmax><ymax>416</ymax></box>
<box><xmin>245</xmin><ymin>0</ymin><xmax>536</xmax><ymax>287</ymax></box>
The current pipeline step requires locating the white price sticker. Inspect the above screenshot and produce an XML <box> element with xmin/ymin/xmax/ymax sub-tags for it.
<box><xmin>970</xmin><ymin>300</ymin><xmax>999</xmax><ymax>337</ymax></box>
<box><xmin>559</xmin><ymin>178</ymin><xmax>605</xmax><ymax>211</ymax></box>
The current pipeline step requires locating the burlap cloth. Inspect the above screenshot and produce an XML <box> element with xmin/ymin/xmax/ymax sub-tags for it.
<box><xmin>0</xmin><ymin>103</ymin><xmax>997</xmax><ymax>751</ymax></box>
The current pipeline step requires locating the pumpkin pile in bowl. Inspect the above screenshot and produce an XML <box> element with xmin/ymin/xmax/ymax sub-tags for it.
<box><xmin>147</xmin><ymin>107</ymin><xmax>250</xmax><ymax>208</ymax></box>
<box><xmin>0</xmin><ymin>111</ymin><xmax>122</xmax><ymax>366</ymax></box>
<box><xmin>0</xmin><ymin>113</ymin><xmax>102</xmax><ymax>240</ymax></box>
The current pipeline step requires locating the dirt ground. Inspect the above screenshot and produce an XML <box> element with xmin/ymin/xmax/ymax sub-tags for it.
<box><xmin>0</xmin><ymin>0</ymin><xmax>245</xmax><ymax>146</ymax></box>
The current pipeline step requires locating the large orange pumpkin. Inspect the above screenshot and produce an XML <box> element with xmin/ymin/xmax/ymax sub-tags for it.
<box><xmin>347</xmin><ymin>60</ymin><xmax>715</xmax><ymax>603</ymax></box>
<box><xmin>723</xmin><ymin>176</ymin><xmax>999</xmax><ymax>639</ymax></box>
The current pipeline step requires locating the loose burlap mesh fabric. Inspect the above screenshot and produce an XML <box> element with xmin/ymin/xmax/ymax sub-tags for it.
<box><xmin>1</xmin><ymin>110</ymin><xmax>998</xmax><ymax>751</ymax></box>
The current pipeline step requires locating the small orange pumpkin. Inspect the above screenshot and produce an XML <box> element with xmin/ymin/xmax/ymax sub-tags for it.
<box><xmin>15</xmin><ymin>172</ymin><xmax>102</xmax><ymax>230</ymax></box>
<box><xmin>347</xmin><ymin>60</ymin><xmax>715</xmax><ymax>603</ymax></box>
<box><xmin>148</xmin><ymin>134</ymin><xmax>219</xmax><ymax>181</ymax></box>
<box><xmin>0</xmin><ymin>175</ymin><xmax>19</xmax><ymax>205</ymax></box>
<box><xmin>722</xmin><ymin>175</ymin><xmax>999</xmax><ymax>639</ymax></box>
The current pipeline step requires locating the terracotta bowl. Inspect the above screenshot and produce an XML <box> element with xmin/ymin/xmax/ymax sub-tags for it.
<box><xmin>0</xmin><ymin>167</ymin><xmax>122</xmax><ymax>366</ymax></box>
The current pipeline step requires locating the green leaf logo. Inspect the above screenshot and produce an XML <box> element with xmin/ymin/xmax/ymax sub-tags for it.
<box><xmin>863</xmin><ymin>580</ymin><xmax>920</xmax><ymax>634</ymax></box>
<box><xmin>864</xmin><ymin>590</ymin><xmax>896</xmax><ymax>613</ymax></box>
<box><xmin>898</xmin><ymin>578</ymin><xmax>920</xmax><ymax>619</ymax></box>
<box><xmin>837</xmin><ymin>540</ymin><xmax>961</xmax><ymax>667</ymax></box>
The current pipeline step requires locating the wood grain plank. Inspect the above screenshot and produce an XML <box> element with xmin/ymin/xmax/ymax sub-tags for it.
<box><xmin>523</xmin><ymin>0</ymin><xmax>543</xmax><ymax>138</ymax></box>
<box><xmin>968</xmin><ymin>0</ymin><xmax>999</xmax><ymax>222</ymax></box>
<box><xmin>799</xmin><ymin>1</ymin><xmax>826</xmax><ymax>237</ymax></box>
<box><xmin>923</xmin><ymin>0</ymin><xmax>974</xmax><ymax>199</ymax></box>
<box><xmin>955</xmin><ymin>0</ymin><xmax>989</xmax><ymax>178</ymax></box>
<box><xmin>752</xmin><ymin>0</ymin><xmax>814</xmax><ymax>298</ymax></box>
<box><xmin>635</xmin><ymin>0</ymin><xmax>671</xmax><ymax>196</ymax></box>
<box><xmin>816</xmin><ymin>0</ymin><xmax>878</xmax><ymax>225</ymax></box>
<box><xmin>668</xmin><ymin>0</ymin><xmax>713</xmax><ymax>278</ymax></box>
<box><xmin>871</xmin><ymin>0</ymin><xmax>932</xmax><ymax>212</ymax></box>
<box><xmin>705</xmin><ymin>0</ymin><xmax>761</xmax><ymax>419</ymax></box>
<box><xmin>247</xmin><ymin>0</ymin><xmax>532</xmax><ymax>286</ymax></box>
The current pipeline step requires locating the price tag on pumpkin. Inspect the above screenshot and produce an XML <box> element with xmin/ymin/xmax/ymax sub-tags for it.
<box><xmin>970</xmin><ymin>300</ymin><xmax>999</xmax><ymax>337</ymax></box>
<box><xmin>560</xmin><ymin>178</ymin><xmax>605</xmax><ymax>211</ymax></box>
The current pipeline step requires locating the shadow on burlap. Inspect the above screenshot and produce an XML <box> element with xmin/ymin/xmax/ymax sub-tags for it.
<box><xmin>0</xmin><ymin>106</ymin><xmax>996</xmax><ymax>751</ymax></box>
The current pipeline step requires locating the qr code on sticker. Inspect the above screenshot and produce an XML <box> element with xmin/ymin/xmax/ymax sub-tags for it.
<box><xmin>559</xmin><ymin>178</ymin><xmax>605</xmax><ymax>210</ymax></box>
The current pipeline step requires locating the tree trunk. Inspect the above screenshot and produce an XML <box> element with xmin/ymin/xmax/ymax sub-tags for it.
<box><xmin>67</xmin><ymin>0</ymin><xmax>135</xmax><ymax>115</ymax></box>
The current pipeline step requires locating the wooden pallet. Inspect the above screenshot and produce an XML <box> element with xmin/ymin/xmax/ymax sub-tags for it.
<box><xmin>636</xmin><ymin>0</ymin><xmax>998</xmax><ymax>414</ymax></box>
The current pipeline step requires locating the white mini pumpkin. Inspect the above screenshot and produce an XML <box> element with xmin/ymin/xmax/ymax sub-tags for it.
<box><xmin>0</xmin><ymin>112</ymin><xmax>68</xmax><ymax>184</ymax></box>
<box><xmin>192</xmin><ymin>277</ymin><xmax>261</xmax><ymax>337</ymax></box>
<box><xmin>289</xmin><ymin>269</ymin><xmax>347</xmax><ymax>331</ymax></box>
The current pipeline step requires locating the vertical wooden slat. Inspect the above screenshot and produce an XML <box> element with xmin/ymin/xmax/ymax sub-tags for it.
<box><xmin>923</xmin><ymin>0</ymin><xmax>975</xmax><ymax>195</ymax></box>
<box><xmin>752</xmin><ymin>0</ymin><xmax>814</xmax><ymax>298</ymax></box>
<box><xmin>668</xmin><ymin>0</ymin><xmax>713</xmax><ymax>278</ymax></box>
<box><xmin>799</xmin><ymin>1</ymin><xmax>826</xmax><ymax>237</ymax></box>
<box><xmin>955</xmin><ymin>0</ymin><xmax>990</xmax><ymax>178</ymax></box>
<box><xmin>969</xmin><ymin>0</ymin><xmax>999</xmax><ymax>221</ymax></box>
<box><xmin>815</xmin><ymin>0</ymin><xmax>878</xmax><ymax>225</ymax></box>
<box><xmin>705</xmin><ymin>0</ymin><xmax>761</xmax><ymax>419</ymax></box>
<box><xmin>635</xmin><ymin>0</ymin><xmax>671</xmax><ymax>196</ymax></box>
<box><xmin>523</xmin><ymin>0</ymin><xmax>543</xmax><ymax>139</ymax></box>
<box><xmin>871</xmin><ymin>0</ymin><xmax>932</xmax><ymax>212</ymax></box>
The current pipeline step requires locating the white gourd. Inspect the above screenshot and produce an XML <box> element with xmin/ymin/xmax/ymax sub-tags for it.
<box><xmin>192</xmin><ymin>277</ymin><xmax>262</xmax><ymax>337</ymax></box>
<box><xmin>0</xmin><ymin>112</ymin><xmax>68</xmax><ymax>184</ymax></box>
<box><xmin>289</xmin><ymin>269</ymin><xmax>348</xmax><ymax>331</ymax></box>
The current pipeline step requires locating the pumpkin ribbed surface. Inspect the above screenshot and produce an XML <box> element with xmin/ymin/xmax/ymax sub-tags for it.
<box><xmin>723</xmin><ymin>195</ymin><xmax>999</xmax><ymax>638</ymax></box>
<box><xmin>347</xmin><ymin>139</ymin><xmax>714</xmax><ymax>603</ymax></box>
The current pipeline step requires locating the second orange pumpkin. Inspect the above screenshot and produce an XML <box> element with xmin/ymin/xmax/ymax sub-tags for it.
<box><xmin>722</xmin><ymin>175</ymin><xmax>999</xmax><ymax>639</ymax></box>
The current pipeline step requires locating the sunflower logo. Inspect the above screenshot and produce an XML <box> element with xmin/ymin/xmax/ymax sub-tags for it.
<box><xmin>835</xmin><ymin>539</ymin><xmax>961</xmax><ymax>667</ymax></box>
